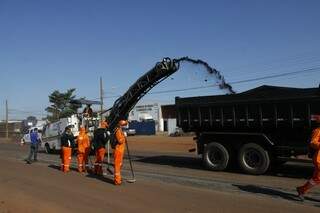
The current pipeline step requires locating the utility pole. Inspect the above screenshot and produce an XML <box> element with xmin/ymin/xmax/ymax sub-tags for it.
<box><xmin>5</xmin><ymin>100</ymin><xmax>8</xmax><ymax>139</ymax></box>
<box><xmin>100</xmin><ymin>77</ymin><xmax>104</xmax><ymax>120</ymax></box>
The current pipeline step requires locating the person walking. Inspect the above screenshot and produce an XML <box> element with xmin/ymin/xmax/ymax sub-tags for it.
<box><xmin>26</xmin><ymin>128</ymin><xmax>40</xmax><ymax>164</ymax></box>
<box><xmin>113</xmin><ymin>120</ymin><xmax>128</xmax><ymax>185</ymax></box>
<box><xmin>76</xmin><ymin>127</ymin><xmax>91</xmax><ymax>173</ymax></box>
<box><xmin>93</xmin><ymin>121</ymin><xmax>109</xmax><ymax>175</ymax></box>
<box><xmin>296</xmin><ymin>115</ymin><xmax>320</xmax><ymax>200</ymax></box>
<box><xmin>60</xmin><ymin>126</ymin><xmax>75</xmax><ymax>173</ymax></box>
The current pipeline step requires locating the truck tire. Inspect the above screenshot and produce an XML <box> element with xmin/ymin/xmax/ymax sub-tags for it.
<box><xmin>203</xmin><ymin>142</ymin><xmax>229</xmax><ymax>171</ymax></box>
<box><xmin>45</xmin><ymin>143</ymin><xmax>52</xmax><ymax>154</ymax></box>
<box><xmin>238</xmin><ymin>143</ymin><xmax>270</xmax><ymax>175</ymax></box>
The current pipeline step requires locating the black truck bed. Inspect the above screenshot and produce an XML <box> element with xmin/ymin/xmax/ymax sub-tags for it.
<box><xmin>176</xmin><ymin>85</ymin><xmax>320</xmax><ymax>132</ymax></box>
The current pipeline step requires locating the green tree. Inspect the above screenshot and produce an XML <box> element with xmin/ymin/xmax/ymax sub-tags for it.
<box><xmin>45</xmin><ymin>88</ymin><xmax>82</xmax><ymax>122</ymax></box>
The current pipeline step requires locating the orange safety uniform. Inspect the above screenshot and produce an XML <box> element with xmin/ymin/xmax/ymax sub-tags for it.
<box><xmin>297</xmin><ymin>127</ymin><xmax>320</xmax><ymax>195</ymax></box>
<box><xmin>77</xmin><ymin>127</ymin><xmax>91</xmax><ymax>173</ymax></box>
<box><xmin>94</xmin><ymin>147</ymin><xmax>106</xmax><ymax>175</ymax></box>
<box><xmin>114</xmin><ymin>126</ymin><xmax>126</xmax><ymax>185</ymax></box>
<box><xmin>93</xmin><ymin>121</ymin><xmax>109</xmax><ymax>175</ymax></box>
<box><xmin>60</xmin><ymin>129</ymin><xmax>75</xmax><ymax>173</ymax></box>
<box><xmin>61</xmin><ymin>147</ymin><xmax>72</xmax><ymax>172</ymax></box>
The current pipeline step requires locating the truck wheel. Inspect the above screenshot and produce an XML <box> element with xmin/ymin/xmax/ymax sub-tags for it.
<box><xmin>45</xmin><ymin>143</ymin><xmax>52</xmax><ymax>154</ymax></box>
<box><xmin>203</xmin><ymin>142</ymin><xmax>229</xmax><ymax>171</ymax></box>
<box><xmin>238</xmin><ymin>143</ymin><xmax>270</xmax><ymax>175</ymax></box>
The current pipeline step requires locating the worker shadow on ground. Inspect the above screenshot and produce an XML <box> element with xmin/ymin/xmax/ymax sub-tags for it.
<box><xmin>85</xmin><ymin>173</ymin><xmax>114</xmax><ymax>185</ymax></box>
<box><xmin>233</xmin><ymin>184</ymin><xmax>320</xmax><ymax>205</ymax></box>
<box><xmin>47</xmin><ymin>164</ymin><xmax>114</xmax><ymax>184</ymax></box>
<box><xmin>233</xmin><ymin>184</ymin><xmax>297</xmax><ymax>201</ymax></box>
<box><xmin>268</xmin><ymin>163</ymin><xmax>314</xmax><ymax>179</ymax></box>
<box><xmin>306</xmin><ymin>196</ymin><xmax>320</xmax><ymax>203</ymax></box>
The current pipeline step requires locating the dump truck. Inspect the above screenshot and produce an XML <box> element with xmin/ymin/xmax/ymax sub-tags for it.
<box><xmin>176</xmin><ymin>85</ymin><xmax>320</xmax><ymax>175</ymax></box>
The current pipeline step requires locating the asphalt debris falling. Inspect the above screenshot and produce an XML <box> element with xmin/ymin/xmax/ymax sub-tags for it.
<box><xmin>175</xmin><ymin>56</ymin><xmax>236</xmax><ymax>94</ymax></box>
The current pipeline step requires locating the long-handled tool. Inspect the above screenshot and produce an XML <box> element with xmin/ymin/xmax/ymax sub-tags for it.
<box><xmin>125</xmin><ymin>139</ymin><xmax>136</xmax><ymax>183</ymax></box>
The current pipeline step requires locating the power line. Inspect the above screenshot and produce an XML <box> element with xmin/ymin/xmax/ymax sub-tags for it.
<box><xmin>95</xmin><ymin>54</ymin><xmax>320</xmax><ymax>96</ymax></box>
<box><xmin>223</xmin><ymin>50</ymin><xmax>320</xmax><ymax>72</ymax></box>
<box><xmin>99</xmin><ymin>66</ymin><xmax>320</xmax><ymax>98</ymax></box>
<box><xmin>7</xmin><ymin>66</ymin><xmax>320</xmax><ymax>117</ymax></box>
<box><xmin>231</xmin><ymin>66</ymin><xmax>320</xmax><ymax>85</ymax></box>
<box><xmin>194</xmin><ymin>58</ymin><xmax>320</xmax><ymax>85</ymax></box>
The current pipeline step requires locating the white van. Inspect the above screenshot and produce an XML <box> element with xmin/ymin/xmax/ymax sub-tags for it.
<box><xmin>41</xmin><ymin>115</ymin><xmax>80</xmax><ymax>153</ymax></box>
<box><xmin>21</xmin><ymin>127</ymin><xmax>42</xmax><ymax>144</ymax></box>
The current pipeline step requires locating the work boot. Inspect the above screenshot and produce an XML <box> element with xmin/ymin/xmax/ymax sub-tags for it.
<box><xmin>114</xmin><ymin>176</ymin><xmax>122</xmax><ymax>186</ymax></box>
<box><xmin>26</xmin><ymin>160</ymin><xmax>31</xmax><ymax>164</ymax></box>
<box><xmin>296</xmin><ymin>187</ymin><xmax>304</xmax><ymax>201</ymax></box>
<box><xmin>114</xmin><ymin>181</ymin><xmax>122</xmax><ymax>186</ymax></box>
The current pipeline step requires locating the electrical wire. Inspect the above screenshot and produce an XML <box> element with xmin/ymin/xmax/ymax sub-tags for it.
<box><xmin>99</xmin><ymin>66</ymin><xmax>320</xmax><ymax>98</ymax></box>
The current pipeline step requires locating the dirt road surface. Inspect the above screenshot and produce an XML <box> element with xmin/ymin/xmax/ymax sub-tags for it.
<box><xmin>0</xmin><ymin>135</ymin><xmax>319</xmax><ymax>213</ymax></box>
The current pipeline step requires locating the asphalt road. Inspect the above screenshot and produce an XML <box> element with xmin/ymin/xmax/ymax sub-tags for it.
<box><xmin>0</xmin><ymin>139</ymin><xmax>319</xmax><ymax>213</ymax></box>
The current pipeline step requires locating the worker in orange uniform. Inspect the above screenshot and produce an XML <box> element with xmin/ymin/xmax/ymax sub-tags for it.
<box><xmin>60</xmin><ymin>126</ymin><xmax>75</xmax><ymax>172</ymax></box>
<box><xmin>93</xmin><ymin>121</ymin><xmax>109</xmax><ymax>175</ymax></box>
<box><xmin>76</xmin><ymin>127</ymin><xmax>91</xmax><ymax>173</ymax></box>
<box><xmin>114</xmin><ymin>120</ymin><xmax>128</xmax><ymax>185</ymax></box>
<box><xmin>296</xmin><ymin>115</ymin><xmax>320</xmax><ymax>201</ymax></box>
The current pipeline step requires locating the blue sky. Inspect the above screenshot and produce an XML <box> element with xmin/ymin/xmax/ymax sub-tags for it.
<box><xmin>1</xmin><ymin>0</ymin><xmax>320</xmax><ymax>120</ymax></box>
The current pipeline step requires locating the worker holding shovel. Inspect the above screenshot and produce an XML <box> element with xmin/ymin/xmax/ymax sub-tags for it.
<box><xmin>113</xmin><ymin>120</ymin><xmax>128</xmax><ymax>185</ymax></box>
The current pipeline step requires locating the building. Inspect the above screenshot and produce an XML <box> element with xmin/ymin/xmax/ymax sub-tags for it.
<box><xmin>129</xmin><ymin>103</ymin><xmax>177</xmax><ymax>135</ymax></box>
<box><xmin>160</xmin><ymin>104</ymin><xmax>177</xmax><ymax>135</ymax></box>
<box><xmin>129</xmin><ymin>103</ymin><xmax>161</xmax><ymax>130</ymax></box>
